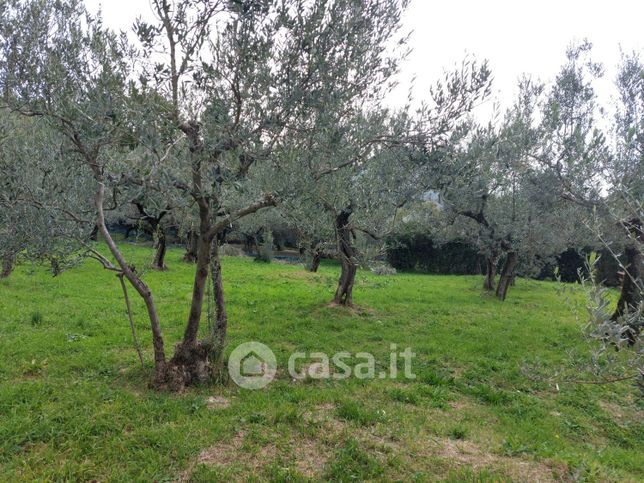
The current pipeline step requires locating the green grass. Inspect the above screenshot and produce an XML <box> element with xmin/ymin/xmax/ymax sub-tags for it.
<box><xmin>0</xmin><ymin>243</ymin><xmax>642</xmax><ymax>481</ymax></box>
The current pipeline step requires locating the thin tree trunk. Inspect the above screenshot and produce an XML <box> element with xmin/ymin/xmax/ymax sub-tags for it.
<box><xmin>152</xmin><ymin>228</ymin><xmax>167</xmax><ymax>270</ymax></box>
<box><xmin>181</xmin><ymin>231</ymin><xmax>213</xmax><ymax>348</ymax></box>
<box><xmin>1</xmin><ymin>254</ymin><xmax>14</xmax><ymax>278</ymax></box>
<box><xmin>50</xmin><ymin>257</ymin><xmax>62</xmax><ymax>276</ymax></box>
<box><xmin>169</xmin><ymin>193</ymin><xmax>276</xmax><ymax>387</ymax></box>
<box><xmin>483</xmin><ymin>254</ymin><xmax>498</xmax><ymax>291</ymax></box>
<box><xmin>496</xmin><ymin>251</ymin><xmax>518</xmax><ymax>301</ymax></box>
<box><xmin>333</xmin><ymin>208</ymin><xmax>357</xmax><ymax>306</ymax></box>
<box><xmin>118</xmin><ymin>273</ymin><xmax>145</xmax><ymax>368</ymax></box>
<box><xmin>165</xmin><ymin>230</ymin><xmax>215</xmax><ymax>388</ymax></box>
<box><xmin>94</xmin><ymin>183</ymin><xmax>167</xmax><ymax>380</ymax></box>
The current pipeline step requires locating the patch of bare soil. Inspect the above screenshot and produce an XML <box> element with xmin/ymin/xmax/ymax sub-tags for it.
<box><xmin>180</xmin><ymin>427</ymin><xmax>332</xmax><ymax>481</ymax></box>
<box><xmin>292</xmin><ymin>437</ymin><xmax>330</xmax><ymax>478</ymax></box>
<box><xmin>198</xmin><ymin>431</ymin><xmax>276</xmax><ymax>468</ymax></box>
<box><xmin>179</xmin><ymin>431</ymin><xmax>276</xmax><ymax>481</ymax></box>
<box><xmin>431</xmin><ymin>438</ymin><xmax>567</xmax><ymax>482</ymax></box>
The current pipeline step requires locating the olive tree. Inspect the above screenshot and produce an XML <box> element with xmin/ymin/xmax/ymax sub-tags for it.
<box><xmin>274</xmin><ymin>59</ymin><xmax>491</xmax><ymax>305</ymax></box>
<box><xmin>0</xmin><ymin>111</ymin><xmax>95</xmax><ymax>278</ymax></box>
<box><xmin>435</xmin><ymin>77</ymin><xmax>590</xmax><ymax>300</ymax></box>
<box><xmin>1</xmin><ymin>0</ymin><xmax>410</xmax><ymax>388</ymax></box>
<box><xmin>580</xmin><ymin>53</ymin><xmax>642</xmax><ymax>392</ymax></box>
<box><xmin>606</xmin><ymin>52</ymin><xmax>644</xmax><ymax>326</ymax></box>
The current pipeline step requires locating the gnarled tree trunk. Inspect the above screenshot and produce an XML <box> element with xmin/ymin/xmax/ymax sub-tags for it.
<box><xmin>168</xmin><ymin>226</ymin><xmax>216</xmax><ymax>388</ymax></box>
<box><xmin>165</xmin><ymin>120</ymin><xmax>219</xmax><ymax>389</ymax></box>
<box><xmin>483</xmin><ymin>253</ymin><xmax>499</xmax><ymax>291</ymax></box>
<box><xmin>496</xmin><ymin>251</ymin><xmax>518</xmax><ymax>301</ymax></box>
<box><xmin>152</xmin><ymin>228</ymin><xmax>167</xmax><ymax>270</ymax></box>
<box><xmin>333</xmin><ymin>207</ymin><xmax>357</xmax><ymax>306</ymax></box>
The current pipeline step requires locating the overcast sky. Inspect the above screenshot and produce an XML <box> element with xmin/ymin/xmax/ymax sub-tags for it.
<box><xmin>86</xmin><ymin>0</ymin><xmax>644</xmax><ymax>116</ymax></box>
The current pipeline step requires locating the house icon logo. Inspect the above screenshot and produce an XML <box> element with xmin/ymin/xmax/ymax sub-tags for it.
<box><xmin>228</xmin><ymin>342</ymin><xmax>277</xmax><ymax>389</ymax></box>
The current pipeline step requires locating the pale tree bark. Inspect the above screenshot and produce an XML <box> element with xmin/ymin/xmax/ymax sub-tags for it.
<box><xmin>94</xmin><ymin>182</ymin><xmax>167</xmax><ymax>381</ymax></box>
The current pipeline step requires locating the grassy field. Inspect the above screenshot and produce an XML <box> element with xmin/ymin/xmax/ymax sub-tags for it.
<box><xmin>0</xmin><ymin>243</ymin><xmax>642</xmax><ymax>481</ymax></box>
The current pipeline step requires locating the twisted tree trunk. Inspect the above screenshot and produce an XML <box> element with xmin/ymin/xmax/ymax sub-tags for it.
<box><xmin>496</xmin><ymin>251</ymin><xmax>518</xmax><ymax>301</ymax></box>
<box><xmin>168</xmin><ymin>223</ymin><xmax>216</xmax><ymax>389</ymax></box>
<box><xmin>333</xmin><ymin>208</ymin><xmax>357</xmax><ymax>306</ymax></box>
<box><xmin>483</xmin><ymin>253</ymin><xmax>499</xmax><ymax>292</ymax></box>
<box><xmin>152</xmin><ymin>227</ymin><xmax>167</xmax><ymax>270</ymax></box>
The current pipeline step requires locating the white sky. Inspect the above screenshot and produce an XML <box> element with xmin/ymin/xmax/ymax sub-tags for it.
<box><xmin>87</xmin><ymin>0</ymin><xmax>644</xmax><ymax>116</ymax></box>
